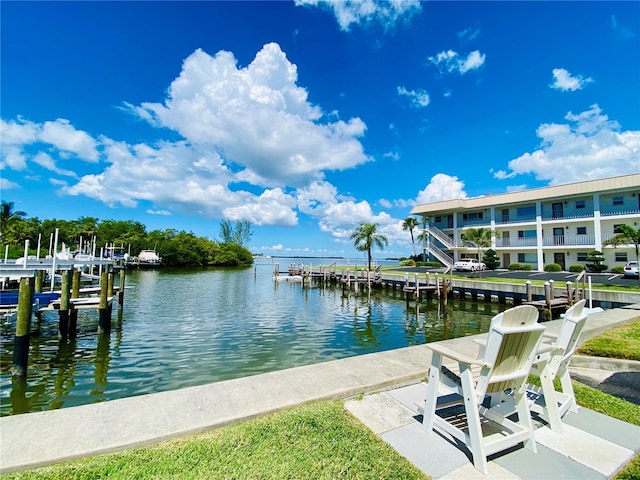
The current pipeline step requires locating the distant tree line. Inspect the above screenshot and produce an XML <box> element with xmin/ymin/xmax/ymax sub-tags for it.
<box><xmin>0</xmin><ymin>201</ymin><xmax>254</xmax><ymax>268</ymax></box>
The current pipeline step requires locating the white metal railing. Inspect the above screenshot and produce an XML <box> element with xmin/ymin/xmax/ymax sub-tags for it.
<box><xmin>601</xmin><ymin>208</ymin><xmax>640</xmax><ymax>217</ymax></box>
<box><xmin>495</xmin><ymin>215</ymin><xmax>537</xmax><ymax>225</ymax></box>
<box><xmin>494</xmin><ymin>237</ymin><xmax>538</xmax><ymax>247</ymax></box>
<box><xmin>459</xmin><ymin>217</ymin><xmax>491</xmax><ymax>227</ymax></box>
<box><xmin>428</xmin><ymin>244</ymin><xmax>453</xmax><ymax>267</ymax></box>
<box><xmin>542</xmin><ymin>234</ymin><xmax>596</xmax><ymax>246</ymax></box>
<box><xmin>426</xmin><ymin>226</ymin><xmax>454</xmax><ymax>249</ymax></box>
<box><xmin>540</xmin><ymin>212</ymin><xmax>595</xmax><ymax>221</ymax></box>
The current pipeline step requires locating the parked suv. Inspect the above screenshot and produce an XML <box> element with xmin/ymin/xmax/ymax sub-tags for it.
<box><xmin>623</xmin><ymin>261</ymin><xmax>639</xmax><ymax>277</ymax></box>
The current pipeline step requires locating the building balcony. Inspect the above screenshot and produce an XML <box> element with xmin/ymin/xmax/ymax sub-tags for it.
<box><xmin>495</xmin><ymin>215</ymin><xmax>536</xmax><ymax>225</ymax></box>
<box><xmin>494</xmin><ymin>238</ymin><xmax>538</xmax><ymax>248</ymax></box>
<box><xmin>542</xmin><ymin>234</ymin><xmax>596</xmax><ymax>246</ymax></box>
<box><xmin>601</xmin><ymin>207</ymin><xmax>640</xmax><ymax>217</ymax></box>
<box><xmin>540</xmin><ymin>212</ymin><xmax>595</xmax><ymax>222</ymax></box>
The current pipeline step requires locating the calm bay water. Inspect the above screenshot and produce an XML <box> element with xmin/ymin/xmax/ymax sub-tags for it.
<box><xmin>1</xmin><ymin>258</ymin><xmax>506</xmax><ymax>416</ymax></box>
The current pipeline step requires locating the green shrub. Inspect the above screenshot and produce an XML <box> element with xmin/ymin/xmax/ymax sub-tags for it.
<box><xmin>544</xmin><ymin>263</ymin><xmax>562</xmax><ymax>272</ymax></box>
<box><xmin>611</xmin><ymin>265</ymin><xmax>625</xmax><ymax>274</ymax></box>
<box><xmin>586</xmin><ymin>250</ymin><xmax>607</xmax><ymax>273</ymax></box>
<box><xmin>402</xmin><ymin>258</ymin><xmax>416</xmax><ymax>267</ymax></box>
<box><xmin>569</xmin><ymin>264</ymin><xmax>585</xmax><ymax>273</ymax></box>
<box><xmin>508</xmin><ymin>263</ymin><xmax>533</xmax><ymax>271</ymax></box>
<box><xmin>482</xmin><ymin>248</ymin><xmax>500</xmax><ymax>270</ymax></box>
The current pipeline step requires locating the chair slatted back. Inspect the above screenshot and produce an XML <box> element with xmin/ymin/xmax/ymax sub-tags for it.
<box><xmin>477</xmin><ymin>305</ymin><xmax>544</xmax><ymax>398</ymax></box>
<box><xmin>549</xmin><ymin>299</ymin><xmax>588</xmax><ymax>377</ymax></box>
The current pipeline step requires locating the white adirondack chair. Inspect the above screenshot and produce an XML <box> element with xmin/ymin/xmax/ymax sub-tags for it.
<box><xmin>528</xmin><ymin>299</ymin><xmax>588</xmax><ymax>432</ymax></box>
<box><xmin>422</xmin><ymin>305</ymin><xmax>545</xmax><ymax>474</ymax></box>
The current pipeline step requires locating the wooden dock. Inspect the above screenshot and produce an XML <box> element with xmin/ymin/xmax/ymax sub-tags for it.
<box><xmin>275</xmin><ymin>263</ymin><xmax>452</xmax><ymax>302</ymax></box>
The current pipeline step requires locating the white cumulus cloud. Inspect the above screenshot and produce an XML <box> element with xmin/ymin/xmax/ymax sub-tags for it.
<box><xmin>495</xmin><ymin>104</ymin><xmax>640</xmax><ymax>185</ymax></box>
<box><xmin>415</xmin><ymin>173</ymin><xmax>468</xmax><ymax>204</ymax></box>
<box><xmin>550</xmin><ymin>68</ymin><xmax>594</xmax><ymax>91</ymax></box>
<box><xmin>131</xmin><ymin>43</ymin><xmax>370</xmax><ymax>187</ymax></box>
<box><xmin>428</xmin><ymin>49</ymin><xmax>486</xmax><ymax>75</ymax></box>
<box><xmin>294</xmin><ymin>0</ymin><xmax>422</xmax><ymax>31</ymax></box>
<box><xmin>397</xmin><ymin>86</ymin><xmax>430</xmax><ymax>107</ymax></box>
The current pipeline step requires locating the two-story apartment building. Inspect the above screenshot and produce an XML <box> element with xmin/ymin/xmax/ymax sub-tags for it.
<box><xmin>410</xmin><ymin>173</ymin><xmax>640</xmax><ymax>272</ymax></box>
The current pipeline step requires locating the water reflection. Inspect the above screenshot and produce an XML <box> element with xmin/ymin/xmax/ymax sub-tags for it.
<box><xmin>1</xmin><ymin>265</ymin><xmax>506</xmax><ymax>416</ymax></box>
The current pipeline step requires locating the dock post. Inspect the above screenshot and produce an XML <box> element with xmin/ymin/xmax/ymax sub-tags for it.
<box><xmin>435</xmin><ymin>273</ymin><xmax>440</xmax><ymax>299</ymax></box>
<box><xmin>443</xmin><ymin>278</ymin><xmax>448</xmax><ymax>304</ymax></box>
<box><xmin>548</xmin><ymin>279</ymin><xmax>555</xmax><ymax>300</ymax></box>
<box><xmin>69</xmin><ymin>269</ymin><xmax>81</xmax><ymax>337</ymax></box>
<box><xmin>118</xmin><ymin>268</ymin><xmax>126</xmax><ymax>310</ymax></box>
<box><xmin>107</xmin><ymin>271</ymin><xmax>115</xmax><ymax>315</ymax></box>
<box><xmin>544</xmin><ymin>282</ymin><xmax>552</xmax><ymax>320</ymax></box>
<box><xmin>98</xmin><ymin>270</ymin><xmax>110</xmax><ymax>333</ymax></box>
<box><xmin>35</xmin><ymin>270</ymin><xmax>44</xmax><ymax>293</ymax></box>
<box><xmin>12</xmin><ymin>277</ymin><xmax>34</xmax><ymax>377</ymax></box>
<box><xmin>58</xmin><ymin>269</ymin><xmax>72</xmax><ymax>338</ymax></box>
<box><xmin>566</xmin><ymin>281</ymin><xmax>573</xmax><ymax>306</ymax></box>
<box><xmin>354</xmin><ymin>269</ymin><xmax>359</xmax><ymax>294</ymax></box>
<box><xmin>526</xmin><ymin>281</ymin><xmax>532</xmax><ymax>302</ymax></box>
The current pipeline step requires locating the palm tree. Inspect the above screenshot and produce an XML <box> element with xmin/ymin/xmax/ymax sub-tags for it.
<box><xmin>402</xmin><ymin>216</ymin><xmax>419</xmax><ymax>258</ymax></box>
<box><xmin>604</xmin><ymin>224</ymin><xmax>640</xmax><ymax>285</ymax></box>
<box><xmin>0</xmin><ymin>201</ymin><xmax>27</xmax><ymax>244</ymax></box>
<box><xmin>461</xmin><ymin>227</ymin><xmax>495</xmax><ymax>277</ymax></box>
<box><xmin>350</xmin><ymin>222</ymin><xmax>388</xmax><ymax>271</ymax></box>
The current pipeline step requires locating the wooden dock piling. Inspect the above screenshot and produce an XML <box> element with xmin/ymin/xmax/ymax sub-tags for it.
<box><xmin>69</xmin><ymin>269</ymin><xmax>81</xmax><ymax>336</ymax></box>
<box><xmin>118</xmin><ymin>269</ymin><xmax>126</xmax><ymax>310</ymax></box>
<box><xmin>98</xmin><ymin>271</ymin><xmax>110</xmax><ymax>333</ymax></box>
<box><xmin>59</xmin><ymin>269</ymin><xmax>72</xmax><ymax>338</ymax></box>
<box><xmin>35</xmin><ymin>270</ymin><xmax>44</xmax><ymax>293</ymax></box>
<box><xmin>12</xmin><ymin>277</ymin><xmax>34</xmax><ymax>377</ymax></box>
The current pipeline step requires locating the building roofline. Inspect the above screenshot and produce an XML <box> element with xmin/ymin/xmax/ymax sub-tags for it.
<box><xmin>410</xmin><ymin>173</ymin><xmax>640</xmax><ymax>215</ymax></box>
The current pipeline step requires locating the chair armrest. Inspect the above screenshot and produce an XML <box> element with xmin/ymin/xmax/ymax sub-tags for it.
<box><xmin>542</xmin><ymin>332</ymin><xmax>559</xmax><ymax>340</ymax></box>
<box><xmin>473</xmin><ymin>338</ymin><xmax>488</xmax><ymax>347</ymax></box>
<box><xmin>428</xmin><ymin>343</ymin><xmax>489</xmax><ymax>367</ymax></box>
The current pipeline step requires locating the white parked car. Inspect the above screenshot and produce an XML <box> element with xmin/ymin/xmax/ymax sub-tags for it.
<box><xmin>453</xmin><ymin>258</ymin><xmax>486</xmax><ymax>272</ymax></box>
<box><xmin>623</xmin><ymin>261</ymin><xmax>639</xmax><ymax>277</ymax></box>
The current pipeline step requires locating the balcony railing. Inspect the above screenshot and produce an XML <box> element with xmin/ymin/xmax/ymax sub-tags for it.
<box><xmin>494</xmin><ymin>238</ymin><xmax>538</xmax><ymax>248</ymax></box>
<box><xmin>494</xmin><ymin>215</ymin><xmax>536</xmax><ymax>225</ymax></box>
<box><xmin>601</xmin><ymin>208</ymin><xmax>640</xmax><ymax>217</ymax></box>
<box><xmin>542</xmin><ymin>234</ymin><xmax>596</xmax><ymax>246</ymax></box>
<box><xmin>459</xmin><ymin>217</ymin><xmax>491</xmax><ymax>227</ymax></box>
<box><xmin>540</xmin><ymin>212</ymin><xmax>595</xmax><ymax>222</ymax></box>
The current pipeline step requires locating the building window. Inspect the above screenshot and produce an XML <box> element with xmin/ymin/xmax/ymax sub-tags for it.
<box><xmin>518</xmin><ymin>230</ymin><xmax>536</xmax><ymax>238</ymax></box>
<box><xmin>518</xmin><ymin>253</ymin><xmax>525</xmax><ymax>263</ymax></box>
<box><xmin>435</xmin><ymin>216</ymin><xmax>441</xmax><ymax>223</ymax></box>
<box><xmin>516</xmin><ymin>206</ymin><xmax>536</xmax><ymax>218</ymax></box>
<box><xmin>462</xmin><ymin>212</ymin><xmax>483</xmax><ymax>221</ymax></box>
<box><xmin>576</xmin><ymin>200</ymin><xmax>585</xmax><ymax>209</ymax></box>
<box><xmin>615</xmin><ymin>252</ymin><xmax>628</xmax><ymax>262</ymax></box>
<box><xmin>577</xmin><ymin>227</ymin><xmax>587</xmax><ymax>235</ymax></box>
<box><xmin>613</xmin><ymin>196</ymin><xmax>624</xmax><ymax>206</ymax></box>
<box><xmin>577</xmin><ymin>253</ymin><xmax>588</xmax><ymax>261</ymax></box>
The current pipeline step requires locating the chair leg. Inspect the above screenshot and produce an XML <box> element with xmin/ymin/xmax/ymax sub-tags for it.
<box><xmin>559</xmin><ymin>369</ymin><xmax>578</xmax><ymax>414</ymax></box>
<box><xmin>514</xmin><ymin>388</ymin><xmax>537</xmax><ymax>453</ymax></box>
<box><xmin>423</xmin><ymin>353</ymin><xmax>442</xmax><ymax>433</ymax></box>
<box><xmin>460</xmin><ymin>367</ymin><xmax>488</xmax><ymax>475</ymax></box>
<box><xmin>540</xmin><ymin>364</ymin><xmax>564</xmax><ymax>433</ymax></box>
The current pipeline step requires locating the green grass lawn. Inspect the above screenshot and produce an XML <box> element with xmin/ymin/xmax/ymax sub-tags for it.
<box><xmin>3</xmin><ymin>401</ymin><xmax>427</xmax><ymax>480</ymax></box>
<box><xmin>578</xmin><ymin>319</ymin><xmax>640</xmax><ymax>361</ymax></box>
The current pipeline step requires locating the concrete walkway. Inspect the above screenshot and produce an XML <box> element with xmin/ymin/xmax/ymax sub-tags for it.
<box><xmin>1</xmin><ymin>306</ymin><xmax>639</xmax><ymax>475</ymax></box>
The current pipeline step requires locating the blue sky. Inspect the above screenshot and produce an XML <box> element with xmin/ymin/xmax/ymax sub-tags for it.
<box><xmin>2</xmin><ymin>1</ymin><xmax>639</xmax><ymax>258</ymax></box>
